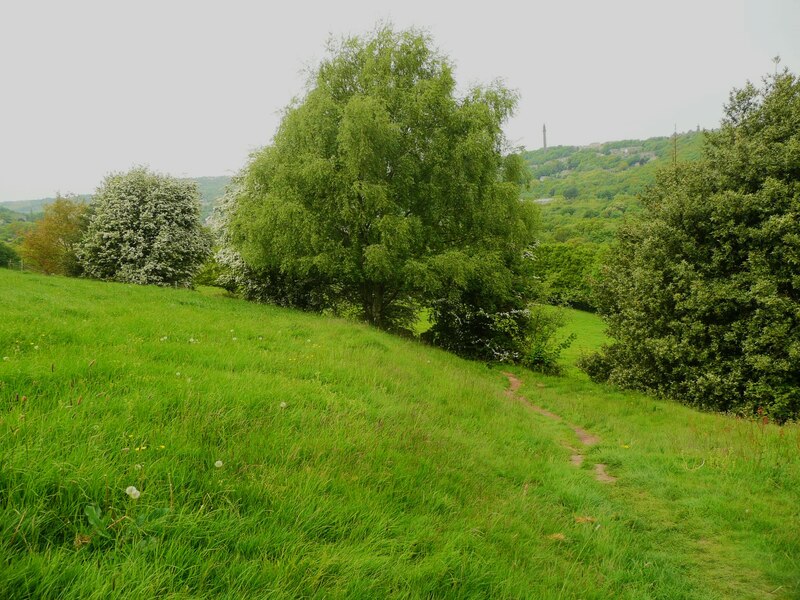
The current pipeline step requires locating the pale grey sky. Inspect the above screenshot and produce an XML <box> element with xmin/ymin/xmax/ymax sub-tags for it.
<box><xmin>1</xmin><ymin>0</ymin><xmax>797</xmax><ymax>201</ymax></box>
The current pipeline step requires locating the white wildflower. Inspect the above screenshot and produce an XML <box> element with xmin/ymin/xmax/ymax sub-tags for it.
<box><xmin>125</xmin><ymin>485</ymin><xmax>141</xmax><ymax>499</ymax></box>
<box><xmin>280</xmin><ymin>401</ymin><xmax>288</xmax><ymax>409</ymax></box>
<box><xmin>134</xmin><ymin>464</ymin><xmax>142</xmax><ymax>470</ymax></box>
<box><xmin>214</xmin><ymin>460</ymin><xmax>223</xmax><ymax>468</ymax></box>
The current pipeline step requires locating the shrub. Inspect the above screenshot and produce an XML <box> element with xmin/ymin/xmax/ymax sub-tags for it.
<box><xmin>584</xmin><ymin>71</ymin><xmax>800</xmax><ymax>421</ymax></box>
<box><xmin>20</xmin><ymin>196</ymin><xmax>87</xmax><ymax>275</ymax></box>
<box><xmin>77</xmin><ymin>168</ymin><xmax>210</xmax><ymax>286</ymax></box>
<box><xmin>0</xmin><ymin>241</ymin><xmax>19</xmax><ymax>268</ymax></box>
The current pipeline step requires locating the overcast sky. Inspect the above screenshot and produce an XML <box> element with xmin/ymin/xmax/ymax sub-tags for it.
<box><xmin>1</xmin><ymin>0</ymin><xmax>797</xmax><ymax>202</ymax></box>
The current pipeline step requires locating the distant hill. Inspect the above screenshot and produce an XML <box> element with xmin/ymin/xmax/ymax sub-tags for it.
<box><xmin>0</xmin><ymin>176</ymin><xmax>232</xmax><ymax>220</ymax></box>
<box><xmin>191</xmin><ymin>176</ymin><xmax>231</xmax><ymax>217</ymax></box>
<box><xmin>1</xmin><ymin>131</ymin><xmax>705</xmax><ymax>223</ymax></box>
<box><xmin>521</xmin><ymin>130</ymin><xmax>704</xmax><ymax>201</ymax></box>
<box><xmin>0</xmin><ymin>205</ymin><xmax>29</xmax><ymax>224</ymax></box>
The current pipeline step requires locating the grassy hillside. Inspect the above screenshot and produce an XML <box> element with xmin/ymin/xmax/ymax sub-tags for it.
<box><xmin>522</xmin><ymin>130</ymin><xmax>704</xmax><ymax>202</ymax></box>
<box><xmin>527</xmin><ymin>132</ymin><xmax>707</xmax><ymax>309</ymax></box>
<box><xmin>0</xmin><ymin>176</ymin><xmax>231</xmax><ymax>221</ymax></box>
<box><xmin>0</xmin><ymin>207</ymin><xmax>28</xmax><ymax>224</ymax></box>
<box><xmin>525</xmin><ymin>131</ymin><xmax>704</xmax><ymax>245</ymax></box>
<box><xmin>1</xmin><ymin>271</ymin><xmax>798</xmax><ymax>598</ymax></box>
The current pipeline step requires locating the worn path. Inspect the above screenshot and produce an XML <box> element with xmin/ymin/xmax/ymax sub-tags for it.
<box><xmin>503</xmin><ymin>372</ymin><xmax>616</xmax><ymax>484</ymax></box>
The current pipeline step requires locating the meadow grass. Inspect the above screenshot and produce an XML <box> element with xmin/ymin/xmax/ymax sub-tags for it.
<box><xmin>0</xmin><ymin>270</ymin><xmax>798</xmax><ymax>598</ymax></box>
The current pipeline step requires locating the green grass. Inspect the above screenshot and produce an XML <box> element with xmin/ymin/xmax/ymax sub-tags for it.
<box><xmin>1</xmin><ymin>270</ymin><xmax>798</xmax><ymax>598</ymax></box>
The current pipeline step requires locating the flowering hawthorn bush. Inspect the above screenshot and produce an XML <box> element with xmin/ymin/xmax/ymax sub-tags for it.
<box><xmin>77</xmin><ymin>167</ymin><xmax>210</xmax><ymax>286</ymax></box>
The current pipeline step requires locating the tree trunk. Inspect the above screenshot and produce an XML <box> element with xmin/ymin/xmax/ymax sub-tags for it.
<box><xmin>363</xmin><ymin>283</ymin><xmax>385</xmax><ymax>328</ymax></box>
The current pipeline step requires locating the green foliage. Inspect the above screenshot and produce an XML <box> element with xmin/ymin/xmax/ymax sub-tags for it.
<box><xmin>522</xmin><ymin>131</ymin><xmax>705</xmax><ymax>202</ymax></box>
<box><xmin>0</xmin><ymin>206</ymin><xmax>36</xmax><ymax>253</ymax></box>
<box><xmin>77</xmin><ymin>167</ymin><xmax>211</xmax><ymax>286</ymax></box>
<box><xmin>223</xmin><ymin>26</ymin><xmax>544</xmax><ymax>361</ymax></box>
<box><xmin>0</xmin><ymin>206</ymin><xmax>27</xmax><ymax>224</ymax></box>
<box><xmin>535</xmin><ymin>242</ymin><xmax>605</xmax><ymax>310</ymax></box>
<box><xmin>524</xmin><ymin>306</ymin><xmax>576</xmax><ymax>373</ymax></box>
<box><xmin>0</xmin><ymin>240</ymin><xmax>19</xmax><ymax>267</ymax></box>
<box><xmin>537</xmin><ymin>195</ymin><xmax>644</xmax><ymax>245</ymax></box>
<box><xmin>19</xmin><ymin>196</ymin><xmax>87</xmax><ymax>276</ymax></box>
<box><xmin>584</xmin><ymin>71</ymin><xmax>800</xmax><ymax>422</ymax></box>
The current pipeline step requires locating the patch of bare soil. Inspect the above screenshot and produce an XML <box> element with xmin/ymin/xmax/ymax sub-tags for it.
<box><xmin>594</xmin><ymin>463</ymin><xmax>617</xmax><ymax>483</ymax></box>
<box><xmin>501</xmin><ymin>373</ymin><xmax>562</xmax><ymax>421</ymax></box>
<box><xmin>504</xmin><ymin>373</ymin><xmax>523</xmax><ymax>394</ymax></box>
<box><xmin>572</xmin><ymin>426</ymin><xmax>600</xmax><ymax>446</ymax></box>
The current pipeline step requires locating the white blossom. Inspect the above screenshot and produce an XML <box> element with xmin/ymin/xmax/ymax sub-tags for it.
<box><xmin>75</xmin><ymin>167</ymin><xmax>210</xmax><ymax>286</ymax></box>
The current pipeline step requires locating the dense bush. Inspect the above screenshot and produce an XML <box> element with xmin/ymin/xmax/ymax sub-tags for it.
<box><xmin>19</xmin><ymin>196</ymin><xmax>87</xmax><ymax>276</ymax></box>
<box><xmin>583</xmin><ymin>71</ymin><xmax>800</xmax><ymax>421</ymax></box>
<box><xmin>77</xmin><ymin>168</ymin><xmax>210</xmax><ymax>286</ymax></box>
<box><xmin>0</xmin><ymin>241</ymin><xmax>19</xmax><ymax>268</ymax></box>
<box><xmin>535</xmin><ymin>242</ymin><xmax>603</xmax><ymax>311</ymax></box>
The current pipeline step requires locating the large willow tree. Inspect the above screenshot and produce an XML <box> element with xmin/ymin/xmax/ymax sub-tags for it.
<box><xmin>224</xmin><ymin>27</ymin><xmax>540</xmax><ymax>360</ymax></box>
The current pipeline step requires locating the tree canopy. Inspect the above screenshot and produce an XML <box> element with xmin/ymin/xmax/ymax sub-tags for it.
<box><xmin>582</xmin><ymin>71</ymin><xmax>800</xmax><ymax>421</ymax></box>
<box><xmin>222</xmin><ymin>27</ymin><xmax>544</xmax><ymax>361</ymax></box>
<box><xmin>77</xmin><ymin>168</ymin><xmax>210</xmax><ymax>286</ymax></box>
<box><xmin>20</xmin><ymin>196</ymin><xmax>86</xmax><ymax>275</ymax></box>
<box><xmin>0</xmin><ymin>240</ymin><xmax>18</xmax><ymax>268</ymax></box>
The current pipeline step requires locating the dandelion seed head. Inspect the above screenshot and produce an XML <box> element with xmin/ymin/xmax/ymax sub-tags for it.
<box><xmin>134</xmin><ymin>464</ymin><xmax>142</xmax><ymax>470</ymax></box>
<box><xmin>125</xmin><ymin>486</ymin><xmax>141</xmax><ymax>500</ymax></box>
<box><xmin>280</xmin><ymin>401</ymin><xmax>288</xmax><ymax>409</ymax></box>
<box><xmin>214</xmin><ymin>460</ymin><xmax>223</xmax><ymax>468</ymax></box>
